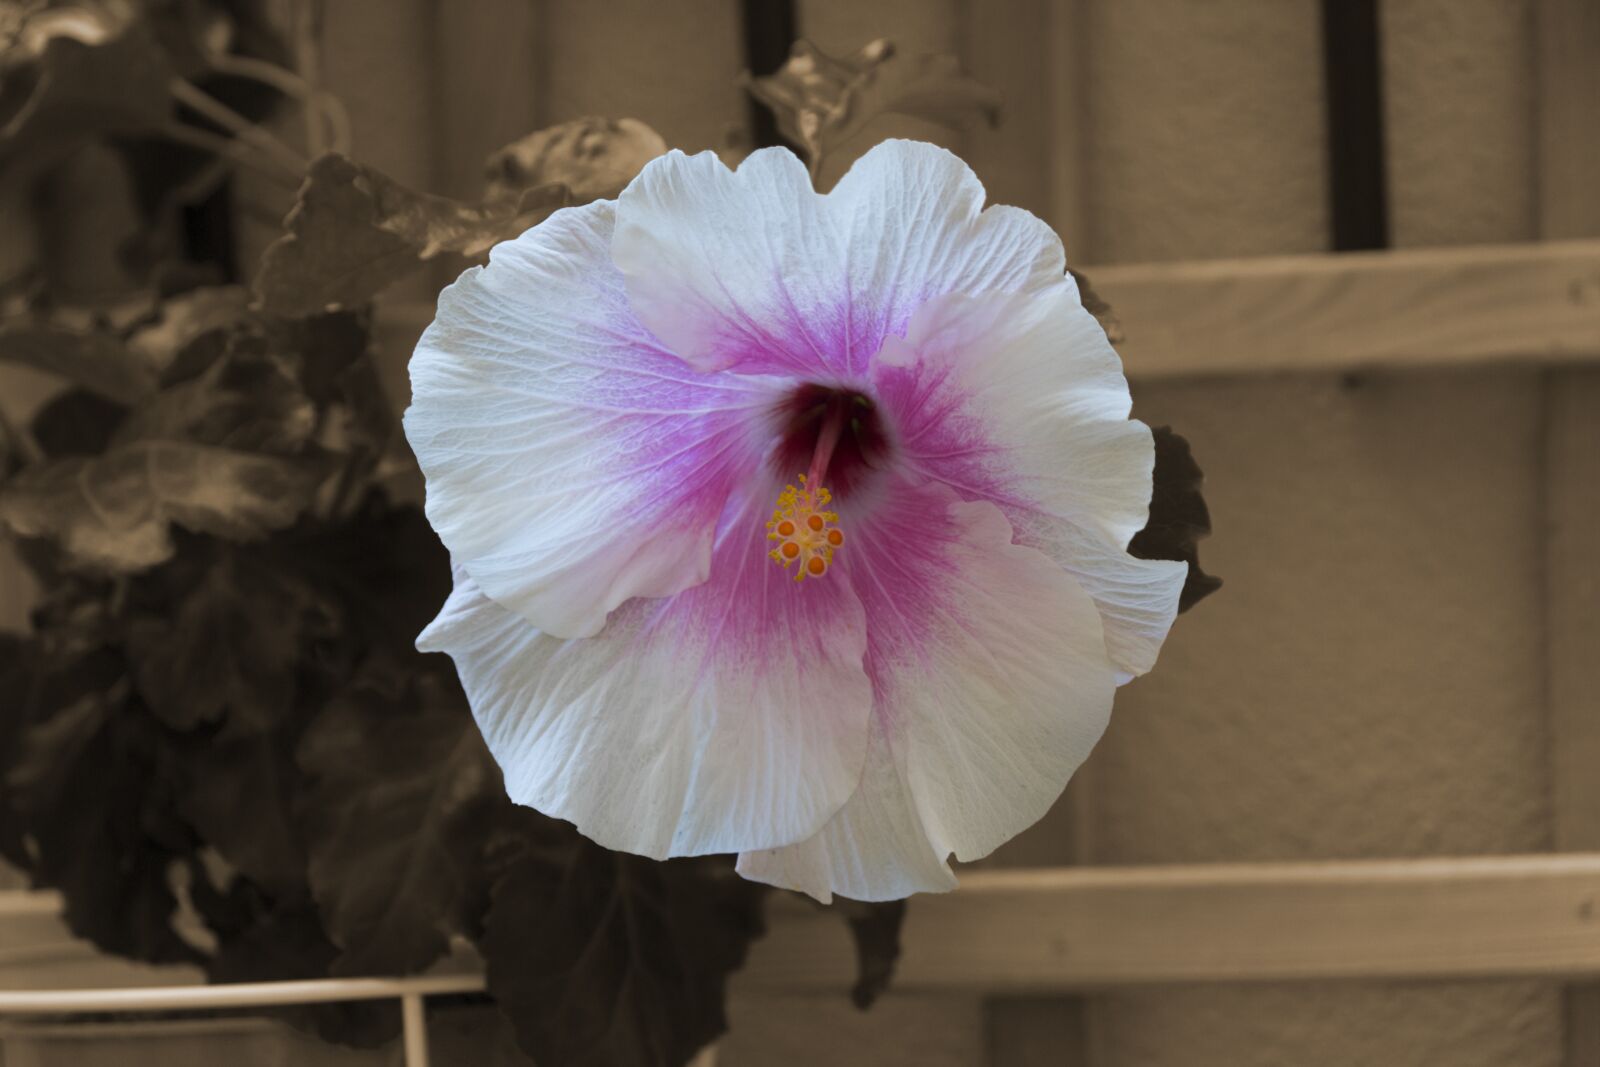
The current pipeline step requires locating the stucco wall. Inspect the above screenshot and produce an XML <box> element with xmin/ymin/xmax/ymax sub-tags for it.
<box><xmin>1072</xmin><ymin>1</ymin><xmax>1557</xmax><ymax>1063</ymax></box>
<box><xmin>1085</xmin><ymin>367</ymin><xmax>1559</xmax><ymax>1066</ymax></box>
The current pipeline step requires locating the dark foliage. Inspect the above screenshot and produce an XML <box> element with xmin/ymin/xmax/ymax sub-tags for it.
<box><xmin>1130</xmin><ymin>426</ymin><xmax>1223</xmax><ymax>612</ymax></box>
<box><xmin>834</xmin><ymin>897</ymin><xmax>907</xmax><ymax>1009</ymax></box>
<box><xmin>482</xmin><ymin>812</ymin><xmax>768</xmax><ymax>1067</ymax></box>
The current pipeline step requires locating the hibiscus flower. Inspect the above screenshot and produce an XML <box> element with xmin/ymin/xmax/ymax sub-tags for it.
<box><xmin>405</xmin><ymin>140</ymin><xmax>1186</xmax><ymax>902</ymax></box>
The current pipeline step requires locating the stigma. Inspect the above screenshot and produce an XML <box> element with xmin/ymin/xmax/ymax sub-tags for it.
<box><xmin>767</xmin><ymin>476</ymin><xmax>844</xmax><ymax>581</ymax></box>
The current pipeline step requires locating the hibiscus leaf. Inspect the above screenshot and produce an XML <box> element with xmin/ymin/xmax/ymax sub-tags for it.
<box><xmin>485</xmin><ymin>117</ymin><xmax>667</xmax><ymax>204</ymax></box>
<box><xmin>1130</xmin><ymin>426</ymin><xmax>1222</xmax><ymax>613</ymax></box>
<box><xmin>0</xmin><ymin>345</ymin><xmax>327</xmax><ymax>572</ymax></box>
<box><xmin>297</xmin><ymin>670</ymin><xmax>504</xmax><ymax>976</ymax></box>
<box><xmin>481</xmin><ymin>817</ymin><xmax>768</xmax><ymax>1067</ymax></box>
<box><xmin>254</xmin><ymin>153</ymin><xmax>571</xmax><ymax>317</ymax></box>
<box><xmin>175</xmin><ymin>730</ymin><xmax>306</xmax><ymax>892</ymax></box>
<box><xmin>0</xmin><ymin>323</ymin><xmax>157</xmax><ymax>403</ymax></box>
<box><xmin>0</xmin><ymin>445</ymin><xmax>323</xmax><ymax>571</ymax></box>
<box><xmin>126</xmin><ymin>285</ymin><xmax>254</xmax><ymax>384</ymax></box>
<box><xmin>745</xmin><ymin>39</ymin><xmax>999</xmax><ymax>169</ymax></box>
<box><xmin>203</xmin><ymin>895</ymin><xmax>401</xmax><ymax>1048</ymax></box>
<box><xmin>832</xmin><ymin>897</ymin><xmax>906</xmax><ymax>1009</ymax></box>
<box><xmin>124</xmin><ymin>544</ymin><xmax>318</xmax><ymax>733</ymax></box>
<box><xmin>5</xmin><ymin>650</ymin><xmax>202</xmax><ymax>965</ymax></box>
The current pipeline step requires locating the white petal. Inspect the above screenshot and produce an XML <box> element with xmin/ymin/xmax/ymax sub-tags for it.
<box><xmin>611</xmin><ymin>141</ymin><xmax>1066</xmax><ymax>380</ymax></box>
<box><xmin>873</xmin><ymin>286</ymin><xmax>1186</xmax><ymax>679</ymax></box>
<box><xmin>418</xmin><ymin>487</ymin><xmax>873</xmax><ymax>860</ymax></box>
<box><xmin>405</xmin><ymin>200</ymin><xmax>773</xmax><ymax>639</ymax></box>
<box><xmin>737</xmin><ymin>715</ymin><xmax>956</xmax><ymax>904</ymax></box>
<box><xmin>827</xmin><ymin>140</ymin><xmax>1066</xmax><ymax>377</ymax></box>
<box><xmin>611</xmin><ymin>148</ymin><xmax>847</xmax><ymax>378</ymax></box>
<box><xmin>740</xmin><ymin>480</ymin><xmax>1116</xmax><ymax>900</ymax></box>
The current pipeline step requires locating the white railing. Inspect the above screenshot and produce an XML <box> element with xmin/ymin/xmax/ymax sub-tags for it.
<box><xmin>0</xmin><ymin>973</ymin><xmax>486</xmax><ymax>1067</ymax></box>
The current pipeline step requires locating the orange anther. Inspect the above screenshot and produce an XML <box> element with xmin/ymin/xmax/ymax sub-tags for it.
<box><xmin>767</xmin><ymin>477</ymin><xmax>842</xmax><ymax>582</ymax></box>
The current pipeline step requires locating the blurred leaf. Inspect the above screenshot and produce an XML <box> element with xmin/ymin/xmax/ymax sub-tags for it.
<box><xmin>485</xmin><ymin>116</ymin><xmax>666</xmax><ymax>204</ymax></box>
<box><xmin>0</xmin><ymin>8</ymin><xmax>173</xmax><ymax>163</ymax></box>
<box><xmin>1130</xmin><ymin>426</ymin><xmax>1221</xmax><ymax>613</ymax></box>
<box><xmin>254</xmin><ymin>153</ymin><xmax>572</xmax><ymax>317</ymax></box>
<box><xmin>127</xmin><ymin>284</ymin><xmax>252</xmax><ymax>383</ymax></box>
<box><xmin>113</xmin><ymin>340</ymin><xmax>313</xmax><ymax>452</ymax></box>
<box><xmin>832</xmin><ymin>897</ymin><xmax>905</xmax><ymax>1009</ymax></box>
<box><xmin>177</xmin><ymin>729</ymin><xmax>306</xmax><ymax>893</ymax></box>
<box><xmin>290</xmin><ymin>309</ymin><xmax>372</xmax><ymax>406</ymax></box>
<box><xmin>0</xmin><ymin>323</ymin><xmax>156</xmax><ymax>402</ymax></box>
<box><xmin>481</xmin><ymin>817</ymin><xmax>768</xmax><ymax>1067</ymax></box>
<box><xmin>744</xmin><ymin>38</ymin><xmax>999</xmax><ymax>170</ymax></box>
<box><xmin>297</xmin><ymin>670</ymin><xmax>503</xmax><ymax>976</ymax></box>
<box><xmin>204</xmin><ymin>896</ymin><xmax>401</xmax><ymax>1048</ymax></box>
<box><xmin>29</xmin><ymin>387</ymin><xmax>128</xmax><ymax>456</ymax></box>
<box><xmin>0</xmin><ymin>445</ymin><xmax>320</xmax><ymax>570</ymax></box>
<box><xmin>5</xmin><ymin>649</ymin><xmax>202</xmax><ymax>965</ymax></box>
<box><xmin>0</xmin><ymin>347</ymin><xmax>326</xmax><ymax>572</ymax></box>
<box><xmin>124</xmin><ymin>544</ymin><xmax>318</xmax><ymax>731</ymax></box>
<box><xmin>1070</xmin><ymin>268</ymin><xmax>1124</xmax><ymax>346</ymax></box>
<box><xmin>288</xmin><ymin>497</ymin><xmax>452</xmax><ymax>655</ymax></box>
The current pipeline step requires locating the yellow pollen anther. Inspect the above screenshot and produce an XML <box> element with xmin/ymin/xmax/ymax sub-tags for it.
<box><xmin>766</xmin><ymin>474</ymin><xmax>843</xmax><ymax>582</ymax></box>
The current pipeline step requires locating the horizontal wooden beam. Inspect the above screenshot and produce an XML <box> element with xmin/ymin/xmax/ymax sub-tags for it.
<box><xmin>1090</xmin><ymin>239</ymin><xmax>1600</xmax><ymax>379</ymax></box>
<box><xmin>741</xmin><ymin>854</ymin><xmax>1600</xmax><ymax>992</ymax></box>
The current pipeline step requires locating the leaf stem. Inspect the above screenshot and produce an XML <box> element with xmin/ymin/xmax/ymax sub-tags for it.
<box><xmin>206</xmin><ymin>52</ymin><xmax>352</xmax><ymax>157</ymax></box>
<box><xmin>156</xmin><ymin>122</ymin><xmax>302</xmax><ymax>189</ymax></box>
<box><xmin>169</xmin><ymin>77</ymin><xmax>311</xmax><ymax>176</ymax></box>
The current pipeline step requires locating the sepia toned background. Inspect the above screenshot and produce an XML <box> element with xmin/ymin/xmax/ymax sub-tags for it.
<box><xmin>3</xmin><ymin>0</ymin><xmax>1598</xmax><ymax>1065</ymax></box>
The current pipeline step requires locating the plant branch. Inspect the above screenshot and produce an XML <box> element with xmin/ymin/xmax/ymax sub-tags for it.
<box><xmin>169</xmin><ymin>77</ymin><xmax>310</xmax><ymax>176</ymax></box>
<box><xmin>155</xmin><ymin>122</ymin><xmax>302</xmax><ymax>189</ymax></box>
<box><xmin>207</xmin><ymin>51</ymin><xmax>351</xmax><ymax>156</ymax></box>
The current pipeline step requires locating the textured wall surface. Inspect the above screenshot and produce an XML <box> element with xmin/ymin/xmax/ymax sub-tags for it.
<box><xmin>1081</xmin><ymin>0</ymin><xmax>1329</xmax><ymax>264</ymax></box>
<box><xmin>1077</xmin><ymin>367</ymin><xmax>1560</xmax><ymax>1066</ymax></box>
<box><xmin>1381</xmin><ymin>0</ymin><xmax>1539</xmax><ymax>247</ymax></box>
<box><xmin>1099</xmin><ymin>369</ymin><xmax>1551</xmax><ymax>865</ymax></box>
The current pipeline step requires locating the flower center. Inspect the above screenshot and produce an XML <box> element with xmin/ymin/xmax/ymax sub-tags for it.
<box><xmin>766</xmin><ymin>476</ymin><xmax>843</xmax><ymax>581</ymax></box>
<box><xmin>766</xmin><ymin>385</ymin><xmax>875</xmax><ymax>582</ymax></box>
<box><xmin>770</xmin><ymin>384</ymin><xmax>888</xmax><ymax>499</ymax></box>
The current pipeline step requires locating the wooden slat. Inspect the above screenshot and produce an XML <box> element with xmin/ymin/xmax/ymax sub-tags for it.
<box><xmin>1089</xmin><ymin>239</ymin><xmax>1600</xmax><ymax>379</ymax></box>
<box><xmin>741</xmin><ymin>855</ymin><xmax>1600</xmax><ymax>993</ymax></box>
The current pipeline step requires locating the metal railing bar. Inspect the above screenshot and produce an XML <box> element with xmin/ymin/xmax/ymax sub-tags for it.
<box><xmin>401</xmin><ymin>992</ymin><xmax>430</xmax><ymax>1067</ymax></box>
<box><xmin>0</xmin><ymin>973</ymin><xmax>486</xmax><ymax>1016</ymax></box>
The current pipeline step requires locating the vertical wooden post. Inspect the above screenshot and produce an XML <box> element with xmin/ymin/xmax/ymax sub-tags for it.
<box><xmin>1536</xmin><ymin>1</ymin><xmax>1600</xmax><ymax>1063</ymax></box>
